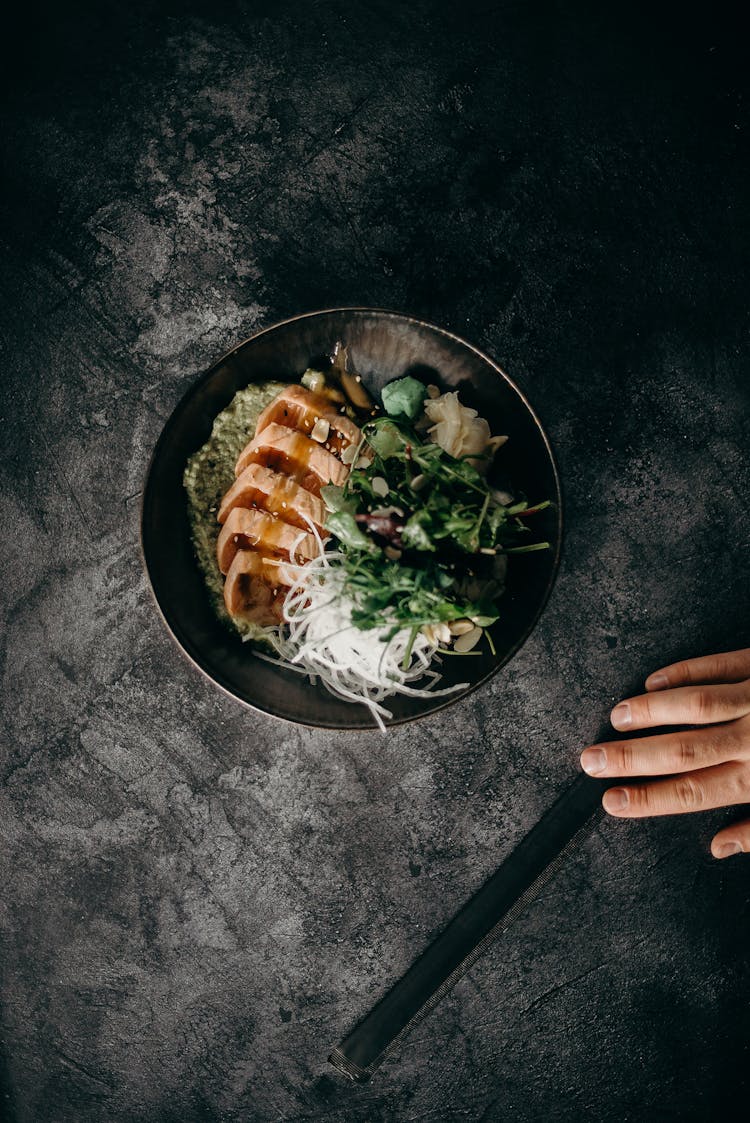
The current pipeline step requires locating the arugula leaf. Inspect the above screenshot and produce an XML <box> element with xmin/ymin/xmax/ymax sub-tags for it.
<box><xmin>325</xmin><ymin>511</ymin><xmax>377</xmax><ymax>552</ymax></box>
<box><xmin>402</xmin><ymin>512</ymin><xmax>435</xmax><ymax>552</ymax></box>
<box><xmin>364</xmin><ymin>419</ymin><xmax>404</xmax><ymax>459</ymax></box>
<box><xmin>381</xmin><ymin>377</ymin><xmax>426</xmax><ymax>421</ymax></box>
<box><xmin>320</xmin><ymin>483</ymin><xmax>356</xmax><ymax>514</ymax></box>
<box><xmin>487</xmin><ymin>504</ymin><xmax>508</xmax><ymax>536</ymax></box>
<box><xmin>469</xmin><ymin>612</ymin><xmax>500</xmax><ymax>627</ymax></box>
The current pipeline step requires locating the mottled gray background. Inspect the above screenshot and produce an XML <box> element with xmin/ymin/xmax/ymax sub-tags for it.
<box><xmin>1</xmin><ymin>1</ymin><xmax>749</xmax><ymax>1120</ymax></box>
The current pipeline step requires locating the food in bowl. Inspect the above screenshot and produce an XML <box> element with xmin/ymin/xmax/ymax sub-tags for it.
<box><xmin>184</xmin><ymin>345</ymin><xmax>550</xmax><ymax>729</ymax></box>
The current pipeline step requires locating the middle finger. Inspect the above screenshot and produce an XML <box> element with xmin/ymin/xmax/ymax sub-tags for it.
<box><xmin>581</xmin><ymin>719</ymin><xmax>750</xmax><ymax>778</ymax></box>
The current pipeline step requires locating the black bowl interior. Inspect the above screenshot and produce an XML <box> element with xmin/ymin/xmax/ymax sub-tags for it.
<box><xmin>141</xmin><ymin>309</ymin><xmax>562</xmax><ymax>729</ymax></box>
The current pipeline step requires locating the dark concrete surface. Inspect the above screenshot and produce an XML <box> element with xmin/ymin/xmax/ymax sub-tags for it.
<box><xmin>1</xmin><ymin>1</ymin><xmax>749</xmax><ymax>1119</ymax></box>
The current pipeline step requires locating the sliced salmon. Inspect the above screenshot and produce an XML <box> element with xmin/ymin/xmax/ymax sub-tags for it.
<box><xmin>255</xmin><ymin>385</ymin><xmax>361</xmax><ymax>455</ymax></box>
<box><xmin>217</xmin><ymin>462</ymin><xmax>327</xmax><ymax>533</ymax></box>
<box><xmin>217</xmin><ymin>507</ymin><xmax>320</xmax><ymax>575</ymax></box>
<box><xmin>223</xmin><ymin>550</ymin><xmax>290</xmax><ymax>625</ymax></box>
<box><xmin>234</xmin><ymin>423</ymin><xmax>348</xmax><ymax>494</ymax></box>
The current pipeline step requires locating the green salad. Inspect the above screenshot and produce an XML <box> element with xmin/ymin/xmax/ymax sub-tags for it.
<box><xmin>320</xmin><ymin>378</ymin><xmax>549</xmax><ymax>656</ymax></box>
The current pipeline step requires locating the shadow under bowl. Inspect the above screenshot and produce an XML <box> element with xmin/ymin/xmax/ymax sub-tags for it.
<box><xmin>141</xmin><ymin>308</ymin><xmax>562</xmax><ymax>729</ymax></box>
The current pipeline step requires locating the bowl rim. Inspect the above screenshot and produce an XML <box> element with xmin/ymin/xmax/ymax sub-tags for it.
<box><xmin>140</xmin><ymin>306</ymin><xmax>563</xmax><ymax>730</ymax></box>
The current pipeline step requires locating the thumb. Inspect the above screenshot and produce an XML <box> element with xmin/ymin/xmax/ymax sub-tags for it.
<box><xmin>711</xmin><ymin>818</ymin><xmax>750</xmax><ymax>859</ymax></box>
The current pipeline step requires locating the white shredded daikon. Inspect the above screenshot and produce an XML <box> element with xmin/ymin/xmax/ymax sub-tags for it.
<box><xmin>246</xmin><ymin>546</ymin><xmax>468</xmax><ymax>732</ymax></box>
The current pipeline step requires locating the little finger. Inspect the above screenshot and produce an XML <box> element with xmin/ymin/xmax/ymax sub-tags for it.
<box><xmin>711</xmin><ymin>817</ymin><xmax>750</xmax><ymax>859</ymax></box>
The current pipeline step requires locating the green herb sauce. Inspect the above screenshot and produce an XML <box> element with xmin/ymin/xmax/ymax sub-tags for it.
<box><xmin>183</xmin><ymin>381</ymin><xmax>287</xmax><ymax>638</ymax></box>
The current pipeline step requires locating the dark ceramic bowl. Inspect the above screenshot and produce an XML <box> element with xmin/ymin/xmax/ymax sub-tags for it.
<box><xmin>141</xmin><ymin>308</ymin><xmax>562</xmax><ymax>729</ymax></box>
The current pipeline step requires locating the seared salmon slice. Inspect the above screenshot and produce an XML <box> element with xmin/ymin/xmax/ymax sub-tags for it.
<box><xmin>255</xmin><ymin>385</ymin><xmax>361</xmax><ymax>455</ymax></box>
<box><xmin>217</xmin><ymin>507</ymin><xmax>319</xmax><ymax>575</ymax></box>
<box><xmin>223</xmin><ymin>550</ymin><xmax>290</xmax><ymax>625</ymax></box>
<box><xmin>234</xmin><ymin>423</ymin><xmax>348</xmax><ymax>494</ymax></box>
<box><xmin>217</xmin><ymin>378</ymin><xmax>366</xmax><ymax>625</ymax></box>
<box><xmin>217</xmin><ymin>462</ymin><xmax>327</xmax><ymax>533</ymax></box>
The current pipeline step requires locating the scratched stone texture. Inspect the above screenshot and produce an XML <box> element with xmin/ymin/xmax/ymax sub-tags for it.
<box><xmin>1</xmin><ymin>1</ymin><xmax>749</xmax><ymax>1120</ymax></box>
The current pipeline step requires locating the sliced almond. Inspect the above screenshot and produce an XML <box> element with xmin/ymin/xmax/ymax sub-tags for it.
<box><xmin>409</xmin><ymin>473</ymin><xmax>428</xmax><ymax>492</ymax></box>
<box><xmin>448</xmin><ymin>619</ymin><xmax>475</xmax><ymax>636</ymax></box>
<box><xmin>422</xmin><ymin>622</ymin><xmax>451</xmax><ymax>646</ymax></box>
<box><xmin>453</xmin><ymin>625</ymin><xmax>483</xmax><ymax>653</ymax></box>
<box><xmin>384</xmin><ymin>546</ymin><xmax>402</xmax><ymax>561</ymax></box>
<box><xmin>371</xmin><ymin>476</ymin><xmax>389</xmax><ymax>498</ymax></box>
<box><xmin>310</xmin><ymin>417</ymin><xmax>330</xmax><ymax>443</ymax></box>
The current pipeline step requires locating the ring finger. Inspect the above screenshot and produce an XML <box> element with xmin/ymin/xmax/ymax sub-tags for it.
<box><xmin>602</xmin><ymin>760</ymin><xmax>750</xmax><ymax>818</ymax></box>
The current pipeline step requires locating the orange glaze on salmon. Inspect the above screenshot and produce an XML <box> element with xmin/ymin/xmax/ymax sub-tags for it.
<box><xmin>234</xmin><ymin>423</ymin><xmax>348</xmax><ymax>495</ymax></box>
<box><xmin>217</xmin><ymin>462</ymin><xmax>327</xmax><ymax>533</ymax></box>
<box><xmin>255</xmin><ymin>384</ymin><xmax>361</xmax><ymax>455</ymax></box>
<box><xmin>217</xmin><ymin>507</ymin><xmax>318</xmax><ymax>575</ymax></box>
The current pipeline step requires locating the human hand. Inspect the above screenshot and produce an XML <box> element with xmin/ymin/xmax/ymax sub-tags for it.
<box><xmin>580</xmin><ymin>649</ymin><xmax>750</xmax><ymax>858</ymax></box>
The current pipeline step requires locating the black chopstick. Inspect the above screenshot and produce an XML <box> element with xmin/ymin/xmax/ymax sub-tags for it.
<box><xmin>329</xmin><ymin>771</ymin><xmax>606</xmax><ymax>1081</ymax></box>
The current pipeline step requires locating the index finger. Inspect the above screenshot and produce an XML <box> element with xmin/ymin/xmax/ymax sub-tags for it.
<box><xmin>645</xmin><ymin>649</ymin><xmax>750</xmax><ymax>692</ymax></box>
<box><xmin>610</xmin><ymin>682</ymin><xmax>750</xmax><ymax>732</ymax></box>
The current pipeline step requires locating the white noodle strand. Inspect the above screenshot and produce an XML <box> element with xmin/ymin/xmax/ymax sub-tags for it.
<box><xmin>247</xmin><ymin>547</ymin><xmax>468</xmax><ymax>729</ymax></box>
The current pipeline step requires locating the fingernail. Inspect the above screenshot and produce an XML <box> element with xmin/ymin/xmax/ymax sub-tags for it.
<box><xmin>646</xmin><ymin>672</ymin><xmax>668</xmax><ymax>690</ymax></box>
<box><xmin>603</xmin><ymin>787</ymin><xmax>629</xmax><ymax>813</ymax></box>
<box><xmin>611</xmin><ymin>702</ymin><xmax>631</xmax><ymax>729</ymax></box>
<box><xmin>715</xmin><ymin>841</ymin><xmax>742</xmax><ymax>859</ymax></box>
<box><xmin>581</xmin><ymin>748</ymin><xmax>607</xmax><ymax>775</ymax></box>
